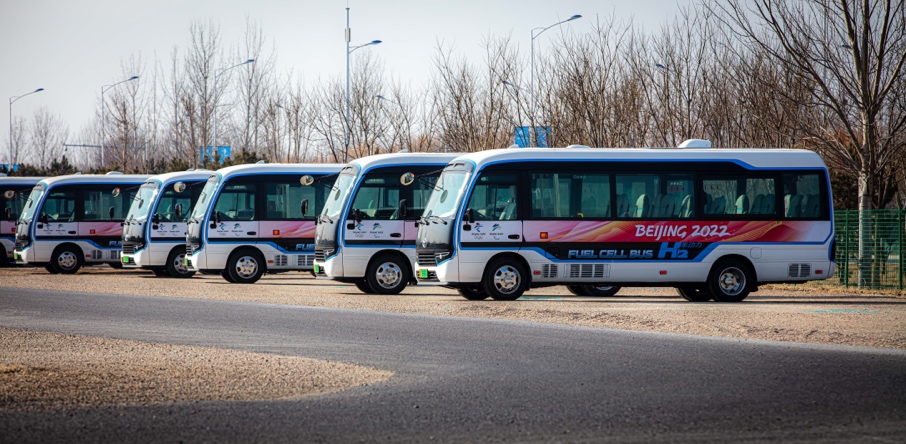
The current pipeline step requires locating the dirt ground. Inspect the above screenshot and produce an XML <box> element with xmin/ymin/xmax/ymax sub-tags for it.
<box><xmin>2</xmin><ymin>266</ymin><xmax>904</xmax><ymax>410</ymax></box>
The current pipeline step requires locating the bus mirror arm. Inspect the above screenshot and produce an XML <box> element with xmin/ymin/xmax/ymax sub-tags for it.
<box><xmin>301</xmin><ymin>199</ymin><xmax>309</xmax><ymax>216</ymax></box>
<box><xmin>465</xmin><ymin>208</ymin><xmax>475</xmax><ymax>224</ymax></box>
<box><xmin>152</xmin><ymin>214</ymin><xmax>160</xmax><ymax>228</ymax></box>
<box><xmin>210</xmin><ymin>212</ymin><xmax>220</xmax><ymax>229</ymax></box>
<box><xmin>109</xmin><ymin>206</ymin><xmax>115</xmax><ymax>219</ymax></box>
<box><xmin>398</xmin><ymin>199</ymin><xmax>408</xmax><ymax>219</ymax></box>
<box><xmin>175</xmin><ymin>203</ymin><xmax>183</xmax><ymax>219</ymax></box>
<box><xmin>3</xmin><ymin>208</ymin><xmax>9</xmax><ymax>220</ymax></box>
<box><xmin>354</xmin><ymin>209</ymin><xmax>363</xmax><ymax>224</ymax></box>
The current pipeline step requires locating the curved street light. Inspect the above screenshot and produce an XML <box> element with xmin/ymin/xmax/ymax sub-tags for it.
<box><xmin>531</xmin><ymin>14</ymin><xmax>581</xmax><ymax>146</ymax></box>
<box><xmin>345</xmin><ymin>6</ymin><xmax>382</xmax><ymax>162</ymax></box>
<box><xmin>8</xmin><ymin>88</ymin><xmax>44</xmax><ymax>168</ymax></box>
<box><xmin>100</xmin><ymin>76</ymin><xmax>138</xmax><ymax>166</ymax></box>
<box><xmin>210</xmin><ymin>59</ymin><xmax>255</xmax><ymax>167</ymax></box>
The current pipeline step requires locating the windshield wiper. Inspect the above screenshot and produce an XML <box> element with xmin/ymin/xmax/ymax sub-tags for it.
<box><xmin>422</xmin><ymin>215</ymin><xmax>447</xmax><ymax>225</ymax></box>
<box><xmin>319</xmin><ymin>214</ymin><xmax>334</xmax><ymax>224</ymax></box>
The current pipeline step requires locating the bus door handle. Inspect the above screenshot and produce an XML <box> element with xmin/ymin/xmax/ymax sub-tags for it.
<box><xmin>68</xmin><ymin>231</ymin><xmax>77</xmax><ymax>234</ymax></box>
<box><xmin>390</xmin><ymin>233</ymin><xmax>401</xmax><ymax>238</ymax></box>
<box><xmin>247</xmin><ymin>231</ymin><xmax>257</xmax><ymax>236</ymax></box>
<box><xmin>508</xmin><ymin>234</ymin><xmax>520</xmax><ymax>240</ymax></box>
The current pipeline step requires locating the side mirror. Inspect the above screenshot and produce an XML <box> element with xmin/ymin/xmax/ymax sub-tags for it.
<box><xmin>175</xmin><ymin>203</ymin><xmax>183</xmax><ymax>219</ymax></box>
<box><xmin>3</xmin><ymin>190</ymin><xmax>14</xmax><ymax>199</ymax></box>
<box><xmin>111</xmin><ymin>187</ymin><xmax>121</xmax><ymax>198</ymax></box>
<box><xmin>398</xmin><ymin>199</ymin><xmax>408</xmax><ymax>219</ymax></box>
<box><xmin>109</xmin><ymin>206</ymin><xmax>116</xmax><ymax>219</ymax></box>
<box><xmin>152</xmin><ymin>213</ymin><xmax>161</xmax><ymax>225</ymax></box>
<box><xmin>301</xmin><ymin>199</ymin><xmax>309</xmax><ymax>216</ymax></box>
<box><xmin>4</xmin><ymin>207</ymin><xmax>10</xmax><ymax>220</ymax></box>
<box><xmin>400</xmin><ymin>172</ymin><xmax>415</xmax><ymax>186</ymax></box>
<box><xmin>300</xmin><ymin>175</ymin><xmax>315</xmax><ymax>186</ymax></box>
<box><xmin>210</xmin><ymin>211</ymin><xmax>220</xmax><ymax>229</ymax></box>
<box><xmin>174</xmin><ymin>182</ymin><xmax>187</xmax><ymax>193</ymax></box>
<box><xmin>465</xmin><ymin>208</ymin><xmax>475</xmax><ymax>224</ymax></box>
<box><xmin>40</xmin><ymin>213</ymin><xmax>49</xmax><ymax>224</ymax></box>
<box><xmin>353</xmin><ymin>208</ymin><xmax>363</xmax><ymax>223</ymax></box>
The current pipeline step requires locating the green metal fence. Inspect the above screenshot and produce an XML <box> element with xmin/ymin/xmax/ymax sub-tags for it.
<box><xmin>833</xmin><ymin>209</ymin><xmax>905</xmax><ymax>290</ymax></box>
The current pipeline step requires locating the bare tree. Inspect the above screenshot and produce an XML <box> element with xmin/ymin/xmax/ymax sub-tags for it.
<box><xmin>29</xmin><ymin>107</ymin><xmax>69</xmax><ymax>169</ymax></box>
<box><xmin>184</xmin><ymin>20</ymin><xmax>221</xmax><ymax>167</ymax></box>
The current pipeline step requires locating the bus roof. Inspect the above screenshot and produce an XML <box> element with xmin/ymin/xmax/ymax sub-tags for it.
<box><xmin>38</xmin><ymin>174</ymin><xmax>150</xmax><ymax>188</ymax></box>
<box><xmin>349</xmin><ymin>152</ymin><xmax>463</xmax><ymax>172</ymax></box>
<box><xmin>142</xmin><ymin>169</ymin><xmax>215</xmax><ymax>187</ymax></box>
<box><xmin>0</xmin><ymin>176</ymin><xmax>45</xmax><ymax>186</ymax></box>
<box><xmin>212</xmin><ymin>163</ymin><xmax>344</xmax><ymax>180</ymax></box>
<box><xmin>448</xmin><ymin>147</ymin><xmax>828</xmax><ymax>170</ymax></box>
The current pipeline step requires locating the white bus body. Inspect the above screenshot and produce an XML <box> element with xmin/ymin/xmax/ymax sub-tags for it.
<box><xmin>120</xmin><ymin>170</ymin><xmax>213</xmax><ymax>277</ymax></box>
<box><xmin>1</xmin><ymin>176</ymin><xmax>44</xmax><ymax>266</ymax></box>
<box><xmin>185</xmin><ymin>163</ymin><xmax>343</xmax><ymax>284</ymax></box>
<box><xmin>312</xmin><ymin>152</ymin><xmax>461</xmax><ymax>294</ymax></box>
<box><xmin>14</xmin><ymin>173</ymin><xmax>150</xmax><ymax>273</ymax></box>
<box><xmin>415</xmin><ymin>147</ymin><xmax>836</xmax><ymax>302</ymax></box>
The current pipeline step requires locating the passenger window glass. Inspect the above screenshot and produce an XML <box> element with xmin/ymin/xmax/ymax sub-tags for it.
<box><xmin>213</xmin><ymin>182</ymin><xmax>257</xmax><ymax>221</ymax></box>
<box><xmin>264</xmin><ymin>179</ymin><xmax>314</xmax><ymax>220</ymax></box>
<box><xmin>615</xmin><ymin>174</ymin><xmax>693</xmax><ymax>219</ymax></box>
<box><xmin>466</xmin><ymin>173</ymin><xmax>518</xmax><ymax>221</ymax></box>
<box><xmin>156</xmin><ymin>187</ymin><xmax>196</xmax><ymax>223</ymax></box>
<box><xmin>39</xmin><ymin>189</ymin><xmax>77</xmax><ymax>222</ymax></box>
<box><xmin>83</xmin><ymin>188</ymin><xmax>135</xmax><ymax>221</ymax></box>
<box><xmin>783</xmin><ymin>173</ymin><xmax>823</xmax><ymax>218</ymax></box>
<box><xmin>702</xmin><ymin>177</ymin><xmax>775</xmax><ymax>217</ymax></box>
<box><xmin>530</xmin><ymin>172</ymin><xmax>610</xmax><ymax>219</ymax></box>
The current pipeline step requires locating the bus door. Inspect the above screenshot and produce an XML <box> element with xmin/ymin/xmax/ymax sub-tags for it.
<box><xmin>460</xmin><ymin>172</ymin><xmax>522</xmax><ymax>262</ymax></box>
<box><xmin>81</xmin><ymin>186</ymin><xmax>133</xmax><ymax>257</ymax></box>
<box><xmin>344</xmin><ymin>174</ymin><xmax>405</xmax><ymax>249</ymax></box>
<box><xmin>403</xmin><ymin>169</ymin><xmax>442</xmax><ymax>246</ymax></box>
<box><xmin>207</xmin><ymin>180</ymin><xmax>259</xmax><ymax>244</ymax></box>
<box><xmin>258</xmin><ymin>175</ymin><xmax>321</xmax><ymax>266</ymax></box>
<box><xmin>35</xmin><ymin>187</ymin><xmax>78</xmax><ymax>255</ymax></box>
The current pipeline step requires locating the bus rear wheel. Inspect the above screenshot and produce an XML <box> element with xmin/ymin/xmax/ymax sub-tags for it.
<box><xmin>483</xmin><ymin>258</ymin><xmax>527</xmax><ymax>301</ymax></box>
<box><xmin>582</xmin><ymin>285</ymin><xmax>621</xmax><ymax>297</ymax></box>
<box><xmin>166</xmin><ymin>249</ymin><xmax>196</xmax><ymax>278</ymax></box>
<box><xmin>708</xmin><ymin>259</ymin><xmax>754</xmax><ymax>302</ymax></box>
<box><xmin>566</xmin><ymin>285</ymin><xmax>589</xmax><ymax>296</ymax></box>
<box><xmin>676</xmin><ymin>286</ymin><xmax>711</xmax><ymax>302</ymax></box>
<box><xmin>457</xmin><ymin>285</ymin><xmax>489</xmax><ymax>300</ymax></box>
<box><xmin>49</xmin><ymin>246</ymin><xmax>82</xmax><ymax>274</ymax></box>
<box><xmin>226</xmin><ymin>249</ymin><xmax>265</xmax><ymax>284</ymax></box>
<box><xmin>150</xmin><ymin>267</ymin><xmax>169</xmax><ymax>277</ymax></box>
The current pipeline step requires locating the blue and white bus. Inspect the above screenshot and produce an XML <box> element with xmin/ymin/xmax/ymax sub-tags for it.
<box><xmin>414</xmin><ymin>144</ymin><xmax>835</xmax><ymax>302</ymax></box>
<box><xmin>120</xmin><ymin>169</ymin><xmax>212</xmax><ymax>277</ymax></box>
<box><xmin>1</xmin><ymin>175</ymin><xmax>44</xmax><ymax>266</ymax></box>
<box><xmin>14</xmin><ymin>173</ymin><xmax>149</xmax><ymax>273</ymax></box>
<box><xmin>185</xmin><ymin>163</ymin><xmax>343</xmax><ymax>284</ymax></box>
<box><xmin>312</xmin><ymin>152</ymin><xmax>461</xmax><ymax>294</ymax></box>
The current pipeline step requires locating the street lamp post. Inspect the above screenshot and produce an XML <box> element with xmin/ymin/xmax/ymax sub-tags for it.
<box><xmin>531</xmin><ymin>14</ymin><xmax>581</xmax><ymax>146</ymax></box>
<box><xmin>210</xmin><ymin>59</ymin><xmax>254</xmax><ymax>167</ymax></box>
<box><xmin>101</xmin><ymin>76</ymin><xmax>138</xmax><ymax>167</ymax></box>
<box><xmin>8</xmin><ymin>88</ymin><xmax>44</xmax><ymax>169</ymax></box>
<box><xmin>345</xmin><ymin>6</ymin><xmax>381</xmax><ymax>162</ymax></box>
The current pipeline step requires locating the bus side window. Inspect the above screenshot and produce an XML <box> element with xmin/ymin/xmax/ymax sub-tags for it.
<box><xmin>783</xmin><ymin>173</ymin><xmax>823</xmax><ymax>219</ymax></box>
<box><xmin>466</xmin><ymin>173</ymin><xmax>518</xmax><ymax>221</ymax></box>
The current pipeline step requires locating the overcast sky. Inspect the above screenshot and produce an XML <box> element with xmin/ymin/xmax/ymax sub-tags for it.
<box><xmin>1</xmin><ymin>0</ymin><xmax>684</xmax><ymax>163</ymax></box>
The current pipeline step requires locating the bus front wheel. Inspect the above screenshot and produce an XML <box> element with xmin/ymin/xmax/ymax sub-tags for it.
<box><xmin>708</xmin><ymin>259</ymin><xmax>754</xmax><ymax>302</ymax></box>
<box><xmin>365</xmin><ymin>254</ymin><xmax>410</xmax><ymax>295</ymax></box>
<box><xmin>457</xmin><ymin>284</ymin><xmax>489</xmax><ymax>300</ymax></box>
<box><xmin>483</xmin><ymin>258</ymin><xmax>527</xmax><ymax>301</ymax></box>
<box><xmin>354</xmin><ymin>279</ymin><xmax>376</xmax><ymax>294</ymax></box>
<box><xmin>226</xmin><ymin>249</ymin><xmax>265</xmax><ymax>284</ymax></box>
<box><xmin>49</xmin><ymin>246</ymin><xmax>82</xmax><ymax>274</ymax></box>
<box><xmin>166</xmin><ymin>249</ymin><xmax>196</xmax><ymax>278</ymax></box>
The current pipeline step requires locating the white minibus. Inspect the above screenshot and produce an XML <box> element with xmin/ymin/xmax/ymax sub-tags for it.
<box><xmin>120</xmin><ymin>169</ymin><xmax>212</xmax><ymax>277</ymax></box>
<box><xmin>1</xmin><ymin>175</ymin><xmax>44</xmax><ymax>266</ymax></box>
<box><xmin>414</xmin><ymin>145</ymin><xmax>835</xmax><ymax>302</ymax></box>
<box><xmin>311</xmin><ymin>152</ymin><xmax>461</xmax><ymax>294</ymax></box>
<box><xmin>14</xmin><ymin>173</ymin><xmax>150</xmax><ymax>273</ymax></box>
<box><xmin>185</xmin><ymin>163</ymin><xmax>343</xmax><ymax>283</ymax></box>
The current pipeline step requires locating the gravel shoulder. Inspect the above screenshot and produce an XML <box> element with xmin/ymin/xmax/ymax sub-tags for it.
<box><xmin>2</xmin><ymin>266</ymin><xmax>903</xmax><ymax>410</ymax></box>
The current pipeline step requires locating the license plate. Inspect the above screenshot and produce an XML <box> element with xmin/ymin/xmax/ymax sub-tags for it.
<box><xmin>418</xmin><ymin>269</ymin><xmax>429</xmax><ymax>278</ymax></box>
<box><xmin>313</xmin><ymin>264</ymin><xmax>320</xmax><ymax>273</ymax></box>
<box><xmin>121</xmin><ymin>256</ymin><xmax>128</xmax><ymax>264</ymax></box>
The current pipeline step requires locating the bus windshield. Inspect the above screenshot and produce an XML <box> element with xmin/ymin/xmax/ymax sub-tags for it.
<box><xmin>19</xmin><ymin>186</ymin><xmax>44</xmax><ymax>222</ymax></box>
<box><xmin>126</xmin><ymin>183</ymin><xmax>159</xmax><ymax>222</ymax></box>
<box><xmin>190</xmin><ymin>176</ymin><xmax>220</xmax><ymax>220</ymax></box>
<box><xmin>321</xmin><ymin>168</ymin><xmax>358</xmax><ymax>220</ymax></box>
<box><xmin>423</xmin><ymin>167</ymin><xmax>472</xmax><ymax>219</ymax></box>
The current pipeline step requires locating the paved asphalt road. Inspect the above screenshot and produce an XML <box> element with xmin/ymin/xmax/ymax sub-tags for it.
<box><xmin>2</xmin><ymin>287</ymin><xmax>905</xmax><ymax>443</ymax></box>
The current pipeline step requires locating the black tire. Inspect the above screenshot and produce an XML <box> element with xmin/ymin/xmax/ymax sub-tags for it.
<box><xmin>566</xmin><ymin>285</ymin><xmax>589</xmax><ymax>296</ymax></box>
<box><xmin>109</xmin><ymin>261</ymin><xmax>124</xmax><ymax>269</ymax></box>
<box><xmin>49</xmin><ymin>245</ymin><xmax>82</xmax><ymax>274</ymax></box>
<box><xmin>165</xmin><ymin>248</ymin><xmax>196</xmax><ymax>278</ymax></box>
<box><xmin>707</xmin><ymin>259</ymin><xmax>754</xmax><ymax>302</ymax></box>
<box><xmin>457</xmin><ymin>284</ymin><xmax>489</xmax><ymax>300</ymax></box>
<box><xmin>354</xmin><ymin>279</ymin><xmax>376</xmax><ymax>294</ymax></box>
<box><xmin>151</xmin><ymin>267</ymin><xmax>169</xmax><ymax>277</ymax></box>
<box><xmin>365</xmin><ymin>254</ymin><xmax>410</xmax><ymax>295</ymax></box>
<box><xmin>0</xmin><ymin>253</ymin><xmax>9</xmax><ymax>267</ymax></box>
<box><xmin>226</xmin><ymin>249</ymin><xmax>265</xmax><ymax>284</ymax></box>
<box><xmin>221</xmin><ymin>269</ymin><xmax>235</xmax><ymax>283</ymax></box>
<box><xmin>582</xmin><ymin>285</ymin><xmax>621</xmax><ymax>297</ymax></box>
<box><xmin>44</xmin><ymin>264</ymin><xmax>55</xmax><ymax>273</ymax></box>
<box><xmin>676</xmin><ymin>286</ymin><xmax>711</xmax><ymax>302</ymax></box>
<box><xmin>483</xmin><ymin>257</ymin><xmax>528</xmax><ymax>301</ymax></box>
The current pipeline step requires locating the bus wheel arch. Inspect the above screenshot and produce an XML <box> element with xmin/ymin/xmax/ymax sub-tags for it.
<box><xmin>226</xmin><ymin>247</ymin><xmax>266</xmax><ymax>284</ymax></box>
<box><xmin>482</xmin><ymin>253</ymin><xmax>530</xmax><ymax>301</ymax></box>
<box><xmin>50</xmin><ymin>243</ymin><xmax>84</xmax><ymax>274</ymax></box>
<box><xmin>365</xmin><ymin>250</ymin><xmax>412</xmax><ymax>295</ymax></box>
<box><xmin>707</xmin><ymin>255</ymin><xmax>756</xmax><ymax>302</ymax></box>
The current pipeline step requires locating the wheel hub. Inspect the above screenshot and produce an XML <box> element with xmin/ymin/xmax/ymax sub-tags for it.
<box><xmin>719</xmin><ymin>267</ymin><xmax>744</xmax><ymax>296</ymax></box>
<box><xmin>375</xmin><ymin>262</ymin><xmax>402</xmax><ymax>289</ymax></box>
<box><xmin>235</xmin><ymin>256</ymin><xmax>258</xmax><ymax>278</ymax></box>
<box><xmin>172</xmin><ymin>254</ymin><xmax>188</xmax><ymax>274</ymax></box>
<box><xmin>58</xmin><ymin>251</ymin><xmax>77</xmax><ymax>270</ymax></box>
<box><xmin>493</xmin><ymin>266</ymin><xmax>520</xmax><ymax>294</ymax></box>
